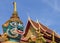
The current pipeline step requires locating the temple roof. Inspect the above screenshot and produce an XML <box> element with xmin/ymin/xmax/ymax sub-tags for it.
<box><xmin>24</xmin><ymin>18</ymin><xmax>60</xmax><ymax>37</ymax></box>
<box><xmin>23</xmin><ymin>18</ymin><xmax>60</xmax><ymax>42</ymax></box>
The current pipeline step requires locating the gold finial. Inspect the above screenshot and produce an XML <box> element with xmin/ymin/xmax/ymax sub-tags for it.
<box><xmin>13</xmin><ymin>2</ymin><xmax>17</xmax><ymax>12</ymax></box>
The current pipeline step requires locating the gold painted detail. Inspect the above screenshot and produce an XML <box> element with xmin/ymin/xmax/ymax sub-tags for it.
<box><xmin>0</xmin><ymin>33</ymin><xmax>8</xmax><ymax>42</ymax></box>
<box><xmin>36</xmin><ymin>21</ymin><xmax>43</xmax><ymax>36</ymax></box>
<box><xmin>35</xmin><ymin>21</ymin><xmax>46</xmax><ymax>43</ymax></box>
<box><xmin>2</xmin><ymin>41</ymin><xmax>19</xmax><ymax>43</ymax></box>
<box><xmin>51</xmin><ymin>32</ymin><xmax>56</xmax><ymax>43</ymax></box>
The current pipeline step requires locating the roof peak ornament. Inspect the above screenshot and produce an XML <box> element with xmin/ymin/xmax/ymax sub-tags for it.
<box><xmin>28</xmin><ymin>16</ymin><xmax>31</xmax><ymax>20</ymax></box>
<box><xmin>36</xmin><ymin>19</ymin><xmax>39</xmax><ymax>23</ymax></box>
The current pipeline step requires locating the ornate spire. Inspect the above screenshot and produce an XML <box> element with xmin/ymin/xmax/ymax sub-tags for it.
<box><xmin>11</xmin><ymin>2</ymin><xmax>18</xmax><ymax>17</ymax></box>
<box><xmin>13</xmin><ymin>2</ymin><xmax>17</xmax><ymax>12</ymax></box>
<box><xmin>2</xmin><ymin>2</ymin><xmax>23</xmax><ymax>27</ymax></box>
<box><xmin>9</xmin><ymin>2</ymin><xmax>23</xmax><ymax>24</ymax></box>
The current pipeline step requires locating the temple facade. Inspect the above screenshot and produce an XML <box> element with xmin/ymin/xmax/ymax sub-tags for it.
<box><xmin>0</xmin><ymin>2</ymin><xmax>60</xmax><ymax>43</ymax></box>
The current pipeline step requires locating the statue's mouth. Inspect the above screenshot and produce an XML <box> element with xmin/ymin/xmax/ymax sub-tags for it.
<box><xmin>16</xmin><ymin>30</ymin><xmax>23</xmax><ymax>35</ymax></box>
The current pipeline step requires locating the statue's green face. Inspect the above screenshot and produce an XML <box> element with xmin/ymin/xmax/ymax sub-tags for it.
<box><xmin>3</xmin><ymin>22</ymin><xmax>24</xmax><ymax>42</ymax></box>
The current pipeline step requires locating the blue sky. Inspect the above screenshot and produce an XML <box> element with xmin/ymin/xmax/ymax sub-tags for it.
<box><xmin>0</xmin><ymin>0</ymin><xmax>60</xmax><ymax>35</ymax></box>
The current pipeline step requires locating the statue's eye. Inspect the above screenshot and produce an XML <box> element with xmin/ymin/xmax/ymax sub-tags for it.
<box><xmin>12</xmin><ymin>23</ymin><xmax>14</xmax><ymax>25</ymax></box>
<box><xmin>10</xmin><ymin>22</ymin><xmax>17</xmax><ymax>26</ymax></box>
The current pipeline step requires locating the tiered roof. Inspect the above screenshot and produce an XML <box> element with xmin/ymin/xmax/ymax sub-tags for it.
<box><xmin>23</xmin><ymin>18</ymin><xmax>60</xmax><ymax>43</ymax></box>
